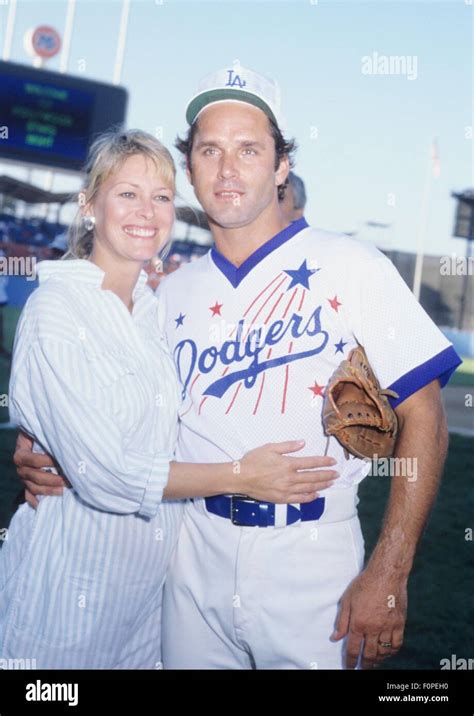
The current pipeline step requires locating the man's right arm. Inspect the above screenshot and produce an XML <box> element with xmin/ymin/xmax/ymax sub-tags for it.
<box><xmin>14</xmin><ymin>431</ymin><xmax>68</xmax><ymax>508</ymax></box>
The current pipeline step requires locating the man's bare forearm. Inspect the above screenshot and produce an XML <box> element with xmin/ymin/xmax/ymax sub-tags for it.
<box><xmin>366</xmin><ymin>381</ymin><xmax>448</xmax><ymax>579</ymax></box>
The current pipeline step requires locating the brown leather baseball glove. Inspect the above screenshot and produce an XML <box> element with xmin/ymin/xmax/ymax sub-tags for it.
<box><xmin>322</xmin><ymin>345</ymin><xmax>399</xmax><ymax>460</ymax></box>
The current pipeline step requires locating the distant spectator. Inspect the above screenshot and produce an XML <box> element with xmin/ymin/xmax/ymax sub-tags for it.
<box><xmin>165</xmin><ymin>252</ymin><xmax>184</xmax><ymax>274</ymax></box>
<box><xmin>49</xmin><ymin>232</ymin><xmax>68</xmax><ymax>259</ymax></box>
<box><xmin>279</xmin><ymin>171</ymin><xmax>307</xmax><ymax>223</ymax></box>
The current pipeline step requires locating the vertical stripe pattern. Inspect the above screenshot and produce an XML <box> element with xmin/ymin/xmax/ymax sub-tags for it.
<box><xmin>0</xmin><ymin>259</ymin><xmax>183</xmax><ymax>668</ymax></box>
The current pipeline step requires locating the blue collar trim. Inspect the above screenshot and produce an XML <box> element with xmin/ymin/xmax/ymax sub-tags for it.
<box><xmin>210</xmin><ymin>217</ymin><xmax>309</xmax><ymax>288</ymax></box>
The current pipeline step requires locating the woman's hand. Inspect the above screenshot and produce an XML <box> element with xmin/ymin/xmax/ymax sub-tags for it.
<box><xmin>237</xmin><ymin>440</ymin><xmax>338</xmax><ymax>503</ymax></box>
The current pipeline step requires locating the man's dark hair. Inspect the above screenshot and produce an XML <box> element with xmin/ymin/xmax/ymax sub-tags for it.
<box><xmin>175</xmin><ymin>116</ymin><xmax>297</xmax><ymax>200</ymax></box>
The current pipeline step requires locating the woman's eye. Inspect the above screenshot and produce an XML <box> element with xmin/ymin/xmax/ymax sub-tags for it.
<box><xmin>156</xmin><ymin>195</ymin><xmax>171</xmax><ymax>202</ymax></box>
<box><xmin>120</xmin><ymin>192</ymin><xmax>135</xmax><ymax>198</ymax></box>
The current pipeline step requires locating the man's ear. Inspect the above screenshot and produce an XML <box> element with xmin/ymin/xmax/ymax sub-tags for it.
<box><xmin>275</xmin><ymin>154</ymin><xmax>290</xmax><ymax>187</ymax></box>
<box><xmin>185</xmin><ymin>158</ymin><xmax>193</xmax><ymax>186</ymax></box>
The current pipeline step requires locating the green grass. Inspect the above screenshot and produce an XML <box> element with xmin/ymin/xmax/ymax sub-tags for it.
<box><xmin>0</xmin><ymin>430</ymin><xmax>22</xmax><ymax>532</ymax></box>
<box><xmin>358</xmin><ymin>433</ymin><xmax>474</xmax><ymax>669</ymax></box>
<box><xmin>0</xmin><ymin>430</ymin><xmax>472</xmax><ymax>670</ymax></box>
<box><xmin>2</xmin><ymin>306</ymin><xmax>22</xmax><ymax>352</ymax></box>
<box><xmin>458</xmin><ymin>357</ymin><xmax>474</xmax><ymax>374</ymax></box>
<box><xmin>0</xmin><ymin>306</ymin><xmax>21</xmax><ymax>423</ymax></box>
<box><xmin>450</xmin><ymin>357</ymin><xmax>474</xmax><ymax>387</ymax></box>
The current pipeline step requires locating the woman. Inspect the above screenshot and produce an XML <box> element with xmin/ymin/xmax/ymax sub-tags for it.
<box><xmin>0</xmin><ymin>130</ymin><xmax>336</xmax><ymax>668</ymax></box>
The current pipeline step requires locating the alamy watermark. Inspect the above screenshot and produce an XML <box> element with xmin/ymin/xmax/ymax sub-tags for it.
<box><xmin>361</xmin><ymin>52</ymin><xmax>418</xmax><ymax>81</ymax></box>
<box><xmin>0</xmin><ymin>255</ymin><xmax>37</xmax><ymax>281</ymax></box>
<box><xmin>365</xmin><ymin>454</ymin><xmax>418</xmax><ymax>482</ymax></box>
<box><xmin>26</xmin><ymin>679</ymin><xmax>78</xmax><ymax>706</ymax></box>
<box><xmin>440</xmin><ymin>254</ymin><xmax>473</xmax><ymax>276</ymax></box>
<box><xmin>209</xmin><ymin>318</ymin><xmax>266</xmax><ymax>345</ymax></box>
<box><xmin>0</xmin><ymin>657</ymin><xmax>37</xmax><ymax>669</ymax></box>
<box><xmin>440</xmin><ymin>654</ymin><xmax>474</xmax><ymax>670</ymax></box>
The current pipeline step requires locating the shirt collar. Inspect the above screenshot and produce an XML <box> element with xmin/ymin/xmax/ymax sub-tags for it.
<box><xmin>210</xmin><ymin>217</ymin><xmax>309</xmax><ymax>288</ymax></box>
<box><xmin>37</xmin><ymin>259</ymin><xmax>150</xmax><ymax>299</ymax></box>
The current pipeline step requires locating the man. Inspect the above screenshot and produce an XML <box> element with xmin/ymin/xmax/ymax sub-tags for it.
<box><xmin>14</xmin><ymin>65</ymin><xmax>461</xmax><ymax>670</ymax></box>
<box><xmin>279</xmin><ymin>171</ymin><xmax>307</xmax><ymax>223</ymax></box>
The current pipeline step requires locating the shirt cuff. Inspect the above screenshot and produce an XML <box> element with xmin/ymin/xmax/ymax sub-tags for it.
<box><xmin>126</xmin><ymin>450</ymin><xmax>172</xmax><ymax>519</ymax></box>
<box><xmin>140</xmin><ymin>454</ymin><xmax>172</xmax><ymax>519</ymax></box>
<box><xmin>387</xmin><ymin>345</ymin><xmax>462</xmax><ymax>408</ymax></box>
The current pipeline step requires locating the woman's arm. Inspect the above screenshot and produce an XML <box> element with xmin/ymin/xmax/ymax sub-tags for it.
<box><xmin>164</xmin><ymin>444</ymin><xmax>337</xmax><ymax>503</ymax></box>
<box><xmin>10</xmin><ymin>338</ymin><xmax>174</xmax><ymax>518</ymax></box>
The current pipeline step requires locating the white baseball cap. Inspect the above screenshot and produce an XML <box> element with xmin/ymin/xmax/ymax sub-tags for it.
<box><xmin>185</xmin><ymin>63</ymin><xmax>284</xmax><ymax>127</ymax></box>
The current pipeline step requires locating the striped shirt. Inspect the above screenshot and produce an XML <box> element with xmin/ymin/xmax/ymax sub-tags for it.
<box><xmin>0</xmin><ymin>259</ymin><xmax>183</xmax><ymax>668</ymax></box>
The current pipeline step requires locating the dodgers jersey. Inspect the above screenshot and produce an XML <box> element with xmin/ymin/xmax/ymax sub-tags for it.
<box><xmin>156</xmin><ymin>218</ymin><xmax>461</xmax><ymax>489</ymax></box>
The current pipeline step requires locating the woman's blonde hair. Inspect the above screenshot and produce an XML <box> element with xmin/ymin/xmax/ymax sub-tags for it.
<box><xmin>64</xmin><ymin>128</ymin><xmax>176</xmax><ymax>260</ymax></box>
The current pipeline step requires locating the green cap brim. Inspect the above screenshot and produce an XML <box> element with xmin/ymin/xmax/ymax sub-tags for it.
<box><xmin>186</xmin><ymin>89</ymin><xmax>277</xmax><ymax>125</ymax></box>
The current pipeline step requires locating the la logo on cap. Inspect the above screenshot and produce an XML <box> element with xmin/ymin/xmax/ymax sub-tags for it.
<box><xmin>225</xmin><ymin>69</ymin><xmax>247</xmax><ymax>89</ymax></box>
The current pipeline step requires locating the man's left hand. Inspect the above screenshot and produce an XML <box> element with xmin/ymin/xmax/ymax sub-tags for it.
<box><xmin>331</xmin><ymin>568</ymin><xmax>407</xmax><ymax>669</ymax></box>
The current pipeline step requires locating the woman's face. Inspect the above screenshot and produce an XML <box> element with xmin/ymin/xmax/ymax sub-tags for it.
<box><xmin>87</xmin><ymin>153</ymin><xmax>175</xmax><ymax>264</ymax></box>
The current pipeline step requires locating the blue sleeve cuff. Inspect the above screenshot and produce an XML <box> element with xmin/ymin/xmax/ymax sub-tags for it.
<box><xmin>387</xmin><ymin>346</ymin><xmax>462</xmax><ymax>408</ymax></box>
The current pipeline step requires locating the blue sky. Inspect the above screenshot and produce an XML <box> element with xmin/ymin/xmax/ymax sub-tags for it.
<box><xmin>0</xmin><ymin>0</ymin><xmax>472</xmax><ymax>256</ymax></box>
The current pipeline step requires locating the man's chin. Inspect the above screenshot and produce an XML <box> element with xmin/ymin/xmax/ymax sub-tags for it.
<box><xmin>206</xmin><ymin>207</ymin><xmax>255</xmax><ymax>230</ymax></box>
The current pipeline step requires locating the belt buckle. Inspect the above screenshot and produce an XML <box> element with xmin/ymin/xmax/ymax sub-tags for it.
<box><xmin>230</xmin><ymin>494</ymin><xmax>258</xmax><ymax>526</ymax></box>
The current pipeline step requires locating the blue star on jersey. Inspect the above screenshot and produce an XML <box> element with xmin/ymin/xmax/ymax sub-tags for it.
<box><xmin>335</xmin><ymin>339</ymin><xmax>347</xmax><ymax>354</ymax></box>
<box><xmin>283</xmin><ymin>260</ymin><xmax>320</xmax><ymax>290</ymax></box>
<box><xmin>175</xmin><ymin>313</ymin><xmax>186</xmax><ymax>327</ymax></box>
